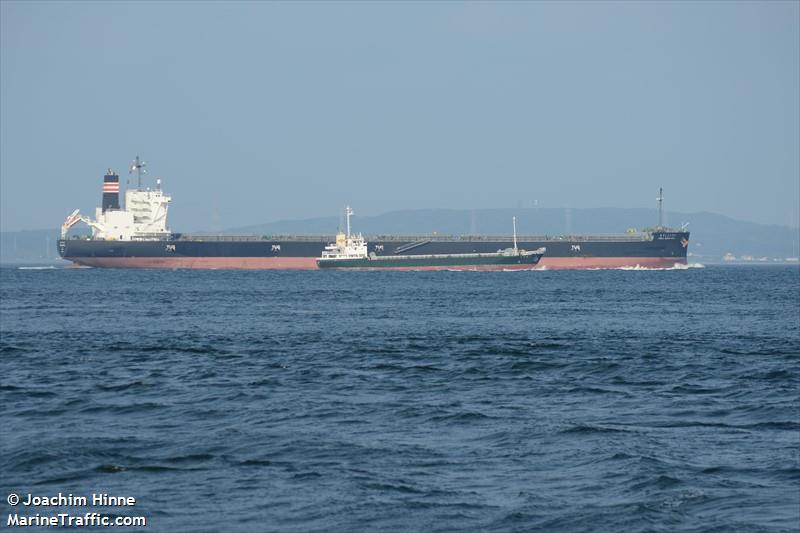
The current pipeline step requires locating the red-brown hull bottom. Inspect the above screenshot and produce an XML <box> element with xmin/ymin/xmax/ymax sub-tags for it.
<box><xmin>67</xmin><ymin>256</ymin><xmax>687</xmax><ymax>270</ymax></box>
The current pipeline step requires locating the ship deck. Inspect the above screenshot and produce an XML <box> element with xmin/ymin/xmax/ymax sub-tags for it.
<box><xmin>172</xmin><ymin>233</ymin><xmax>658</xmax><ymax>243</ymax></box>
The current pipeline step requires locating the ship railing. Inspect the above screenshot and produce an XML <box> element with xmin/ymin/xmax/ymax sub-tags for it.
<box><xmin>369</xmin><ymin>234</ymin><xmax>655</xmax><ymax>242</ymax></box>
<box><xmin>169</xmin><ymin>232</ymin><xmax>658</xmax><ymax>243</ymax></box>
<box><xmin>130</xmin><ymin>233</ymin><xmax>173</xmax><ymax>241</ymax></box>
<box><xmin>173</xmin><ymin>234</ymin><xmax>336</xmax><ymax>242</ymax></box>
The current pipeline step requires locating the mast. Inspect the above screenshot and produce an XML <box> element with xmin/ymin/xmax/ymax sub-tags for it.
<box><xmin>657</xmin><ymin>187</ymin><xmax>663</xmax><ymax>229</ymax></box>
<box><xmin>130</xmin><ymin>156</ymin><xmax>146</xmax><ymax>189</ymax></box>
<box><xmin>513</xmin><ymin>216</ymin><xmax>518</xmax><ymax>252</ymax></box>
<box><xmin>345</xmin><ymin>206</ymin><xmax>353</xmax><ymax>238</ymax></box>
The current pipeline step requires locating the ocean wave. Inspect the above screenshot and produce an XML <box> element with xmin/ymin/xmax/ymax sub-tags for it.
<box><xmin>559</xmin><ymin>424</ymin><xmax>630</xmax><ymax>435</ymax></box>
<box><xmin>617</xmin><ymin>262</ymin><xmax>705</xmax><ymax>271</ymax></box>
<box><xmin>1</xmin><ymin>263</ymin><xmax>797</xmax><ymax>532</ymax></box>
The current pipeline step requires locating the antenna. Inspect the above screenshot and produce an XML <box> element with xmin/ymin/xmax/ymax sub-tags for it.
<box><xmin>345</xmin><ymin>206</ymin><xmax>353</xmax><ymax>238</ymax></box>
<box><xmin>513</xmin><ymin>216</ymin><xmax>518</xmax><ymax>252</ymax></box>
<box><xmin>130</xmin><ymin>155</ymin><xmax>147</xmax><ymax>189</ymax></box>
<box><xmin>657</xmin><ymin>187</ymin><xmax>663</xmax><ymax>229</ymax></box>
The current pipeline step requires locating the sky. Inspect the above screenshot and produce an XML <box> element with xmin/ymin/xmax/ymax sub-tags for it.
<box><xmin>1</xmin><ymin>1</ymin><xmax>798</xmax><ymax>232</ymax></box>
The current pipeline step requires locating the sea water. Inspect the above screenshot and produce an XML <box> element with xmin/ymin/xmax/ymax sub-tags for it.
<box><xmin>1</xmin><ymin>265</ymin><xmax>798</xmax><ymax>531</ymax></box>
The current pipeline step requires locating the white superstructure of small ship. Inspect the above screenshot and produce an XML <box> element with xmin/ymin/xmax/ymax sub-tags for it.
<box><xmin>60</xmin><ymin>156</ymin><xmax>172</xmax><ymax>241</ymax></box>
<box><xmin>319</xmin><ymin>206</ymin><xmax>368</xmax><ymax>260</ymax></box>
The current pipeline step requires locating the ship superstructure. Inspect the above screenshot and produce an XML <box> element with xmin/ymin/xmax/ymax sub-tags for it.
<box><xmin>60</xmin><ymin>156</ymin><xmax>171</xmax><ymax>241</ymax></box>
<box><xmin>319</xmin><ymin>206</ymin><xmax>369</xmax><ymax>261</ymax></box>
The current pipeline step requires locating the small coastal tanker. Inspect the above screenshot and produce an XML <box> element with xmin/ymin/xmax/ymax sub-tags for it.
<box><xmin>316</xmin><ymin>209</ymin><xmax>545</xmax><ymax>271</ymax></box>
<box><xmin>58</xmin><ymin>158</ymin><xmax>690</xmax><ymax>270</ymax></box>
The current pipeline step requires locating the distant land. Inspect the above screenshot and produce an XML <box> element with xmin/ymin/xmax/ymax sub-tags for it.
<box><xmin>1</xmin><ymin>207</ymin><xmax>798</xmax><ymax>264</ymax></box>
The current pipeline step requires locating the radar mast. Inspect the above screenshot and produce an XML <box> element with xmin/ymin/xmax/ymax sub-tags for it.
<box><xmin>130</xmin><ymin>156</ymin><xmax>147</xmax><ymax>189</ymax></box>
<box><xmin>345</xmin><ymin>206</ymin><xmax>353</xmax><ymax>239</ymax></box>
<box><xmin>657</xmin><ymin>187</ymin><xmax>664</xmax><ymax>229</ymax></box>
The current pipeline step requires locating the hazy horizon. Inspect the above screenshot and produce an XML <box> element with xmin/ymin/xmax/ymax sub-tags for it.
<box><xmin>2</xmin><ymin>1</ymin><xmax>798</xmax><ymax>232</ymax></box>
<box><xmin>2</xmin><ymin>204</ymin><xmax>798</xmax><ymax>236</ymax></box>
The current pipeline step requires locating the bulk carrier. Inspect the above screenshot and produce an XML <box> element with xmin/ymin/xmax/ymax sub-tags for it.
<box><xmin>58</xmin><ymin>158</ymin><xmax>690</xmax><ymax>270</ymax></box>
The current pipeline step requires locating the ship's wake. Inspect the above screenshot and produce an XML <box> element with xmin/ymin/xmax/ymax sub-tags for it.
<box><xmin>617</xmin><ymin>263</ymin><xmax>705</xmax><ymax>271</ymax></box>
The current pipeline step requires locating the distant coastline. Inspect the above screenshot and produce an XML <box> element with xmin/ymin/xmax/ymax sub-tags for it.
<box><xmin>2</xmin><ymin>207</ymin><xmax>798</xmax><ymax>265</ymax></box>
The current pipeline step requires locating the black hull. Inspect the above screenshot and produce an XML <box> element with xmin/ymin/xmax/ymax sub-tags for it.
<box><xmin>317</xmin><ymin>251</ymin><xmax>543</xmax><ymax>270</ymax></box>
<box><xmin>57</xmin><ymin>231</ymin><xmax>690</xmax><ymax>270</ymax></box>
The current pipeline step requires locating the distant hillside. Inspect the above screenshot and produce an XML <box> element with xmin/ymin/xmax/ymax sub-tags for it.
<box><xmin>0</xmin><ymin>229</ymin><xmax>67</xmax><ymax>265</ymax></box>
<box><xmin>2</xmin><ymin>208</ymin><xmax>797</xmax><ymax>264</ymax></box>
